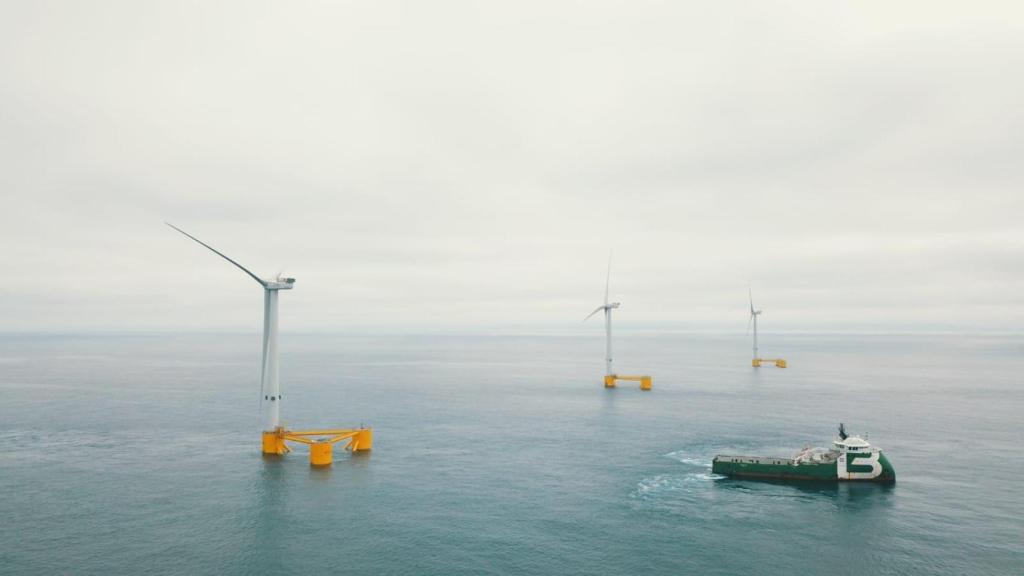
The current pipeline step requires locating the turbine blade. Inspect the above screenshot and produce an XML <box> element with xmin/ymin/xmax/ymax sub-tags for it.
<box><xmin>604</xmin><ymin>251</ymin><xmax>612</xmax><ymax>306</ymax></box>
<box><xmin>749</xmin><ymin>286</ymin><xmax>755</xmax><ymax>314</ymax></box>
<box><xmin>746</xmin><ymin>314</ymin><xmax>753</xmax><ymax>334</ymax></box>
<box><xmin>584</xmin><ymin>305</ymin><xmax>605</xmax><ymax>322</ymax></box>
<box><xmin>166</xmin><ymin>222</ymin><xmax>267</xmax><ymax>287</ymax></box>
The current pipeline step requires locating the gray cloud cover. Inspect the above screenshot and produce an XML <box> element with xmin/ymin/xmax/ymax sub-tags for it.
<box><xmin>1</xmin><ymin>1</ymin><xmax>1021</xmax><ymax>331</ymax></box>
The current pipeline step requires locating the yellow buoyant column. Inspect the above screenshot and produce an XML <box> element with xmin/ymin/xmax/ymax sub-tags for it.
<box><xmin>776</xmin><ymin>359</ymin><xmax>787</xmax><ymax>368</ymax></box>
<box><xmin>262</xmin><ymin>430</ymin><xmax>287</xmax><ymax>455</ymax></box>
<box><xmin>640</xmin><ymin>376</ymin><xmax>652</xmax><ymax>391</ymax></box>
<box><xmin>752</xmin><ymin>358</ymin><xmax>761</xmax><ymax>367</ymax></box>
<box><xmin>351</xmin><ymin>428</ymin><xmax>373</xmax><ymax>452</ymax></box>
<box><xmin>604</xmin><ymin>375</ymin><xmax>616</xmax><ymax>388</ymax></box>
<box><xmin>310</xmin><ymin>441</ymin><xmax>333</xmax><ymax>466</ymax></box>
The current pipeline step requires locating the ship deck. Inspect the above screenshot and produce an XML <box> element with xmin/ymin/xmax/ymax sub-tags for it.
<box><xmin>713</xmin><ymin>455</ymin><xmax>794</xmax><ymax>466</ymax></box>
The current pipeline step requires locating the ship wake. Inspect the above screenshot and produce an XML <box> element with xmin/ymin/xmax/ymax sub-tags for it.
<box><xmin>631</xmin><ymin>450</ymin><xmax>726</xmax><ymax>503</ymax></box>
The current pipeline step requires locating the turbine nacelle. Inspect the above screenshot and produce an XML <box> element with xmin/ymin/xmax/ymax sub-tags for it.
<box><xmin>265</xmin><ymin>277</ymin><xmax>296</xmax><ymax>290</ymax></box>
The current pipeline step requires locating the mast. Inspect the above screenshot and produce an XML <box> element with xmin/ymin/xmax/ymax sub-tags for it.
<box><xmin>262</xmin><ymin>288</ymin><xmax>281</xmax><ymax>431</ymax></box>
<box><xmin>752</xmin><ymin>313</ymin><xmax>759</xmax><ymax>360</ymax></box>
<box><xmin>605</xmin><ymin>307</ymin><xmax>613</xmax><ymax>376</ymax></box>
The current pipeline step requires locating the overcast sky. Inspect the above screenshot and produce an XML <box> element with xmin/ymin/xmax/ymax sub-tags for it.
<box><xmin>1</xmin><ymin>1</ymin><xmax>1021</xmax><ymax>332</ymax></box>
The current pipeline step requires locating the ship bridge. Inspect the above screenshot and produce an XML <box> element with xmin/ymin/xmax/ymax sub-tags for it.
<box><xmin>833</xmin><ymin>436</ymin><xmax>876</xmax><ymax>453</ymax></box>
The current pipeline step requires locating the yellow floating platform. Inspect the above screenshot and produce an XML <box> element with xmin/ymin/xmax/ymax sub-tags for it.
<box><xmin>604</xmin><ymin>374</ymin><xmax>652</xmax><ymax>390</ymax></box>
<box><xmin>261</xmin><ymin>427</ymin><xmax>373</xmax><ymax>465</ymax></box>
<box><xmin>753</xmin><ymin>358</ymin><xmax>787</xmax><ymax>368</ymax></box>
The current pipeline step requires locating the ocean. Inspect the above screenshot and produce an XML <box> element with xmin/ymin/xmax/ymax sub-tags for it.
<box><xmin>1</xmin><ymin>331</ymin><xmax>1021</xmax><ymax>575</ymax></box>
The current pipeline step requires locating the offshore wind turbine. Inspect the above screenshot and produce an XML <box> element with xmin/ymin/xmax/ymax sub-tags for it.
<box><xmin>584</xmin><ymin>255</ymin><xmax>651</xmax><ymax>390</ymax></box>
<box><xmin>748</xmin><ymin>288</ymin><xmax>762</xmax><ymax>362</ymax></box>
<box><xmin>747</xmin><ymin>288</ymin><xmax>786</xmax><ymax>368</ymax></box>
<box><xmin>584</xmin><ymin>255</ymin><xmax>620</xmax><ymax>378</ymax></box>
<box><xmin>167</xmin><ymin>223</ymin><xmax>372</xmax><ymax>463</ymax></box>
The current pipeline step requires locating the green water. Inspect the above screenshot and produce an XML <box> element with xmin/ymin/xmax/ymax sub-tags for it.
<box><xmin>1</xmin><ymin>332</ymin><xmax>1021</xmax><ymax>574</ymax></box>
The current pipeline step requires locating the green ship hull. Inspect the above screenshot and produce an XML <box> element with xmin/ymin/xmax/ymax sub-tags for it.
<box><xmin>712</xmin><ymin>453</ymin><xmax>895</xmax><ymax>483</ymax></box>
<box><xmin>712</xmin><ymin>427</ymin><xmax>895</xmax><ymax>484</ymax></box>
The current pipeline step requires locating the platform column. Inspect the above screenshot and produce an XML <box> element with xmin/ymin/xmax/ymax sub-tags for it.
<box><xmin>262</xmin><ymin>428</ymin><xmax>287</xmax><ymax>455</ymax></box>
<box><xmin>310</xmin><ymin>441</ymin><xmax>333</xmax><ymax>466</ymax></box>
<box><xmin>350</xmin><ymin>428</ymin><xmax>373</xmax><ymax>452</ymax></box>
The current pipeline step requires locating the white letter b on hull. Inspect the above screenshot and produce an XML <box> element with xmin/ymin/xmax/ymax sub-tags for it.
<box><xmin>837</xmin><ymin>452</ymin><xmax>882</xmax><ymax>480</ymax></box>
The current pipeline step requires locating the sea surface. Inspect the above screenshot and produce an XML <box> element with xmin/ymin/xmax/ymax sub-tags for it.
<box><xmin>1</xmin><ymin>331</ymin><xmax>1021</xmax><ymax>575</ymax></box>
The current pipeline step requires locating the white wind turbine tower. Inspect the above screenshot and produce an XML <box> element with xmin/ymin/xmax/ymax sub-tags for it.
<box><xmin>584</xmin><ymin>255</ymin><xmax>620</xmax><ymax>378</ymax></box>
<box><xmin>166</xmin><ymin>223</ymin><xmax>294</xmax><ymax>434</ymax></box>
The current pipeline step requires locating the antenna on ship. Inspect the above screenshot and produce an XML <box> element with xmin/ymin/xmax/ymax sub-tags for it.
<box><xmin>166</xmin><ymin>222</ymin><xmax>373</xmax><ymax>465</ymax></box>
<box><xmin>747</xmin><ymin>287</ymin><xmax>786</xmax><ymax>368</ymax></box>
<box><xmin>838</xmin><ymin>423</ymin><xmax>848</xmax><ymax>440</ymax></box>
<box><xmin>583</xmin><ymin>251</ymin><xmax>651</xmax><ymax>390</ymax></box>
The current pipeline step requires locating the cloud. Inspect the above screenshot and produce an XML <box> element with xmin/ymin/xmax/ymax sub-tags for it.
<box><xmin>1</xmin><ymin>1</ymin><xmax>1022</xmax><ymax>331</ymax></box>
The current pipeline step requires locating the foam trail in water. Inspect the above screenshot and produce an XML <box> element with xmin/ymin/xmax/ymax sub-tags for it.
<box><xmin>664</xmin><ymin>450</ymin><xmax>711</xmax><ymax>467</ymax></box>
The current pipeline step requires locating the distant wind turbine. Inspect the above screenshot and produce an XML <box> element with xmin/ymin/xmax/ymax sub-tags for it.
<box><xmin>585</xmin><ymin>254</ymin><xmax>621</xmax><ymax>378</ymax></box>
<box><xmin>747</xmin><ymin>288</ymin><xmax>786</xmax><ymax>368</ymax></box>
<box><xmin>747</xmin><ymin>287</ymin><xmax>762</xmax><ymax>361</ymax></box>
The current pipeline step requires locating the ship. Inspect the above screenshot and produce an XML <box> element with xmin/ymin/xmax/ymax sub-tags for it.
<box><xmin>712</xmin><ymin>424</ymin><xmax>895</xmax><ymax>484</ymax></box>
